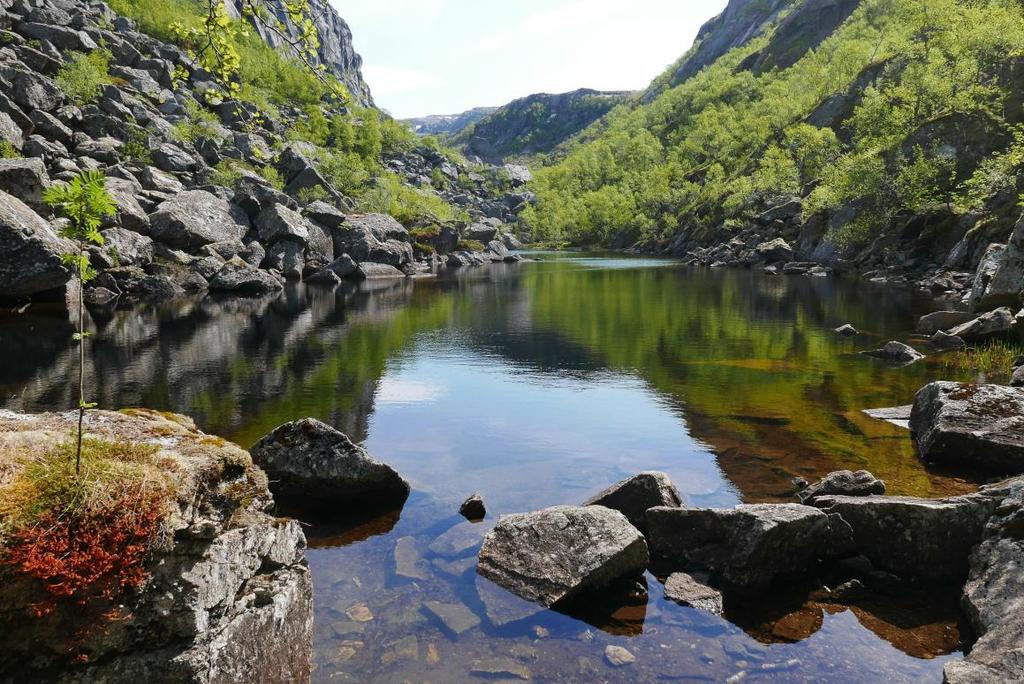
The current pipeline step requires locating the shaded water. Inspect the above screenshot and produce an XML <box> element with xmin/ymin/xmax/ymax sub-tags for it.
<box><xmin>1</xmin><ymin>252</ymin><xmax>982</xmax><ymax>682</ymax></box>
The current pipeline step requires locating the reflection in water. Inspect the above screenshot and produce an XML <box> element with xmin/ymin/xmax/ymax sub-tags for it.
<box><xmin>0</xmin><ymin>253</ymin><xmax>977</xmax><ymax>681</ymax></box>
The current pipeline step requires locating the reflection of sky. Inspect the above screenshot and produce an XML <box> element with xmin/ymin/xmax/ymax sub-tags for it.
<box><xmin>365</xmin><ymin>338</ymin><xmax>740</xmax><ymax>515</ymax></box>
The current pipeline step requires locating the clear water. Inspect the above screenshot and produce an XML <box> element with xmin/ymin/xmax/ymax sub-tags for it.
<box><xmin>0</xmin><ymin>252</ymin><xmax>979</xmax><ymax>682</ymax></box>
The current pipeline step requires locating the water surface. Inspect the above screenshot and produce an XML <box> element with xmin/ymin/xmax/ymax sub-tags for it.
<box><xmin>0</xmin><ymin>252</ymin><xmax>980</xmax><ymax>682</ymax></box>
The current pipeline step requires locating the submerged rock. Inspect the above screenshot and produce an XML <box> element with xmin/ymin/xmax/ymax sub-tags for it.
<box><xmin>604</xmin><ymin>645</ymin><xmax>636</xmax><ymax>667</ymax></box>
<box><xmin>797</xmin><ymin>470</ymin><xmax>885</xmax><ymax>504</ymax></box>
<box><xmin>422</xmin><ymin>600</ymin><xmax>480</xmax><ymax>636</ymax></box>
<box><xmin>583</xmin><ymin>471</ymin><xmax>682</xmax><ymax>533</ymax></box>
<box><xmin>910</xmin><ymin>382</ymin><xmax>1024</xmax><ymax>474</ymax></box>
<box><xmin>477</xmin><ymin>505</ymin><xmax>648</xmax><ymax>607</ymax></box>
<box><xmin>663</xmin><ymin>572</ymin><xmax>723</xmax><ymax>615</ymax></box>
<box><xmin>250</xmin><ymin>418</ymin><xmax>410</xmax><ymax>509</ymax></box>
<box><xmin>859</xmin><ymin>340</ymin><xmax>924</xmax><ymax>364</ymax></box>
<box><xmin>646</xmin><ymin>504</ymin><xmax>851</xmax><ymax>592</ymax></box>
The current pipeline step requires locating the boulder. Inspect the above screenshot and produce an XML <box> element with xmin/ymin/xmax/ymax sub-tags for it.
<box><xmin>755</xmin><ymin>237</ymin><xmax>794</xmax><ymax>263</ymax></box>
<box><xmin>859</xmin><ymin>341</ymin><xmax>924</xmax><ymax>364</ymax></box>
<box><xmin>910</xmin><ymin>382</ymin><xmax>1024</xmax><ymax>474</ymax></box>
<box><xmin>1013</xmin><ymin>365</ymin><xmax>1024</xmax><ymax>388</ymax></box>
<box><xmin>302</xmin><ymin>201</ymin><xmax>346</xmax><ymax>229</ymax></box>
<box><xmin>646</xmin><ymin>504</ymin><xmax>852</xmax><ymax>592</ymax></box>
<box><xmin>255</xmin><ymin>204</ymin><xmax>310</xmax><ymax>245</ymax></box>
<box><xmin>332</xmin><ymin>214</ymin><xmax>413</xmax><ymax>267</ymax></box>
<box><xmin>0</xmin><ymin>111</ymin><xmax>23</xmax><ymax>151</ymax></box>
<box><xmin>463</xmin><ymin>222</ymin><xmax>498</xmax><ymax>243</ymax></box>
<box><xmin>663</xmin><ymin>572</ymin><xmax>723</xmax><ymax>615</ymax></box>
<box><xmin>583</xmin><ymin>471</ymin><xmax>682</xmax><ymax>533</ymax></box>
<box><xmin>947</xmin><ymin>307</ymin><xmax>1018</xmax><ymax>342</ymax></box>
<box><xmin>969</xmin><ymin>219</ymin><xmax>1023</xmax><ymax>312</ymax></box>
<box><xmin>104</xmin><ymin>177</ymin><xmax>149</xmax><ymax>234</ymax></box>
<box><xmin>149</xmin><ymin>190</ymin><xmax>250</xmax><ymax>251</ymax></box>
<box><xmin>97</xmin><ymin>228</ymin><xmax>153</xmax><ymax>268</ymax></box>
<box><xmin>277</xmin><ymin>144</ymin><xmax>340</xmax><ymax>201</ymax></box>
<box><xmin>152</xmin><ymin>142</ymin><xmax>200</xmax><ymax>174</ymax></box>
<box><xmin>944</xmin><ymin>478</ymin><xmax>1024</xmax><ymax>683</ymax></box>
<box><xmin>0</xmin><ymin>157</ymin><xmax>48</xmax><ymax>207</ymax></box>
<box><xmin>797</xmin><ymin>470</ymin><xmax>885</xmax><ymax>504</ymax></box>
<box><xmin>929</xmin><ymin>330</ymin><xmax>966</xmax><ymax>350</ymax></box>
<box><xmin>0</xmin><ymin>190</ymin><xmax>73</xmax><ymax>298</ymax></box>
<box><xmin>264</xmin><ymin>240</ymin><xmax>304</xmax><ymax>280</ymax></box>
<box><xmin>9</xmin><ymin>68</ymin><xmax>62</xmax><ymax>112</ymax></box>
<box><xmin>232</xmin><ymin>175</ymin><xmax>296</xmax><ymax>219</ymax></box>
<box><xmin>319</xmin><ymin>254</ymin><xmax>358</xmax><ymax>279</ymax></box>
<box><xmin>812</xmin><ymin>493</ymin><xmax>997</xmax><ymax>582</ymax></box>
<box><xmin>357</xmin><ymin>262</ymin><xmax>405</xmax><ymax>279</ymax></box>
<box><xmin>916</xmin><ymin>310</ymin><xmax>975</xmax><ymax>335</ymax></box>
<box><xmin>477</xmin><ymin>505</ymin><xmax>649</xmax><ymax>607</ymax></box>
<box><xmin>249</xmin><ymin>418</ymin><xmax>410</xmax><ymax>509</ymax></box>
<box><xmin>460</xmin><ymin>494</ymin><xmax>486</xmax><ymax>520</ymax></box>
<box><xmin>834</xmin><ymin>324</ymin><xmax>857</xmax><ymax>336</ymax></box>
<box><xmin>208</xmin><ymin>256</ymin><xmax>283</xmax><ymax>294</ymax></box>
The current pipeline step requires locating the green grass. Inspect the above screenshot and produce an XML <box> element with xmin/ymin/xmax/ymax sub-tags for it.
<box><xmin>54</xmin><ymin>50</ymin><xmax>112</xmax><ymax>105</ymax></box>
<box><xmin>941</xmin><ymin>340</ymin><xmax>1024</xmax><ymax>379</ymax></box>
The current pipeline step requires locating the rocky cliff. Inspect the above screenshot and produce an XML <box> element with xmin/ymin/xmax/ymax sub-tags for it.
<box><xmin>402</xmin><ymin>106</ymin><xmax>498</xmax><ymax>137</ymax></box>
<box><xmin>226</xmin><ymin>0</ymin><xmax>374</xmax><ymax>108</ymax></box>
<box><xmin>452</xmin><ymin>89</ymin><xmax>633</xmax><ymax>163</ymax></box>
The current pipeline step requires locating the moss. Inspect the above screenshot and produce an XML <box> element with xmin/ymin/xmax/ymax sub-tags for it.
<box><xmin>457</xmin><ymin>239</ymin><xmax>485</xmax><ymax>252</ymax></box>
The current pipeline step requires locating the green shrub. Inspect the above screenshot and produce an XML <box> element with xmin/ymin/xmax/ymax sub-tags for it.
<box><xmin>120</xmin><ymin>129</ymin><xmax>152</xmax><ymax>165</ymax></box>
<box><xmin>296</xmin><ymin>185</ymin><xmax>331</xmax><ymax>204</ymax></box>
<box><xmin>171</xmin><ymin>101</ymin><xmax>224</xmax><ymax>143</ymax></box>
<box><xmin>0</xmin><ymin>141</ymin><xmax>21</xmax><ymax>158</ymax></box>
<box><xmin>208</xmin><ymin>160</ymin><xmax>251</xmax><ymax>188</ymax></box>
<box><xmin>410</xmin><ymin>225</ymin><xmax>442</xmax><ymax>241</ymax></box>
<box><xmin>258</xmin><ymin>165</ymin><xmax>284</xmax><ymax>190</ymax></box>
<box><xmin>55</xmin><ymin>50</ymin><xmax>112</xmax><ymax>105</ymax></box>
<box><xmin>356</xmin><ymin>172</ymin><xmax>464</xmax><ymax>226</ymax></box>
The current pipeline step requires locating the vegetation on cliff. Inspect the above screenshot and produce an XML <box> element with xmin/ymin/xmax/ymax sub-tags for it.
<box><xmin>523</xmin><ymin>0</ymin><xmax>1024</xmax><ymax>250</ymax></box>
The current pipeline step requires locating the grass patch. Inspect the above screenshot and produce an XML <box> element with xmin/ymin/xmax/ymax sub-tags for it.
<box><xmin>457</xmin><ymin>239</ymin><xmax>485</xmax><ymax>252</ymax></box>
<box><xmin>54</xmin><ymin>50</ymin><xmax>112</xmax><ymax>105</ymax></box>
<box><xmin>941</xmin><ymin>340</ymin><xmax>1024</xmax><ymax>379</ymax></box>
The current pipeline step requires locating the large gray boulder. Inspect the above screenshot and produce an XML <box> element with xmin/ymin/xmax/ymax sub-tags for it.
<box><xmin>947</xmin><ymin>307</ymin><xmax>1018</xmax><ymax>342</ymax></box>
<box><xmin>463</xmin><ymin>221</ymin><xmax>498</xmax><ymax>243</ymax></box>
<box><xmin>663</xmin><ymin>572</ymin><xmax>723</xmax><ymax>615</ymax></box>
<box><xmin>332</xmin><ymin>213</ymin><xmax>413</xmax><ymax>266</ymax></box>
<box><xmin>254</xmin><ymin>204</ymin><xmax>310</xmax><ymax>245</ymax></box>
<box><xmin>250</xmin><ymin>418</ymin><xmax>410</xmax><ymax>509</ymax></box>
<box><xmin>859</xmin><ymin>340</ymin><xmax>924</xmax><ymax>364</ymax></box>
<box><xmin>208</xmin><ymin>256</ymin><xmax>283</xmax><ymax>294</ymax></box>
<box><xmin>916</xmin><ymin>310</ymin><xmax>975</xmax><ymax>335</ymax></box>
<box><xmin>149</xmin><ymin>190</ymin><xmax>250</xmax><ymax>251</ymax></box>
<box><xmin>0</xmin><ymin>191</ymin><xmax>73</xmax><ymax>298</ymax></box>
<box><xmin>910</xmin><ymin>382</ymin><xmax>1024</xmax><ymax>474</ymax></box>
<box><xmin>477</xmin><ymin>505</ymin><xmax>649</xmax><ymax>607</ymax></box>
<box><xmin>646</xmin><ymin>504</ymin><xmax>851</xmax><ymax>592</ymax></box>
<box><xmin>9</xmin><ymin>68</ymin><xmax>62</xmax><ymax>112</ymax></box>
<box><xmin>277</xmin><ymin>144</ymin><xmax>341</xmax><ymax>202</ymax></box>
<box><xmin>755</xmin><ymin>237</ymin><xmax>794</xmax><ymax>263</ymax></box>
<box><xmin>797</xmin><ymin>470</ymin><xmax>885</xmax><ymax>504</ymax></box>
<box><xmin>263</xmin><ymin>240</ymin><xmax>304</xmax><ymax>280</ymax></box>
<box><xmin>969</xmin><ymin>218</ymin><xmax>1024</xmax><ymax>312</ymax></box>
<box><xmin>104</xmin><ymin>177</ymin><xmax>149</xmax><ymax>234</ymax></box>
<box><xmin>0</xmin><ymin>157</ymin><xmax>49</xmax><ymax>207</ymax></box>
<box><xmin>96</xmin><ymin>228</ymin><xmax>154</xmax><ymax>268</ymax></box>
<box><xmin>812</xmin><ymin>493</ymin><xmax>997</xmax><ymax>582</ymax></box>
<box><xmin>583</xmin><ymin>471</ymin><xmax>682</xmax><ymax>533</ymax></box>
<box><xmin>944</xmin><ymin>478</ymin><xmax>1024</xmax><ymax>683</ymax></box>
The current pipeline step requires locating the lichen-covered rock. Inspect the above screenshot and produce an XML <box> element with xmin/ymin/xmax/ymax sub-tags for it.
<box><xmin>477</xmin><ymin>505</ymin><xmax>649</xmax><ymax>607</ymax></box>
<box><xmin>910</xmin><ymin>382</ymin><xmax>1024</xmax><ymax>474</ymax></box>
<box><xmin>755</xmin><ymin>237</ymin><xmax>794</xmax><ymax>263</ymax></box>
<box><xmin>917</xmin><ymin>310</ymin><xmax>975</xmax><ymax>335</ymax></box>
<box><xmin>663</xmin><ymin>572</ymin><xmax>723</xmax><ymax>615</ymax></box>
<box><xmin>208</xmin><ymin>256</ymin><xmax>283</xmax><ymax>294</ymax></box>
<box><xmin>0</xmin><ymin>190</ymin><xmax>73</xmax><ymax>299</ymax></box>
<box><xmin>797</xmin><ymin>470</ymin><xmax>885</xmax><ymax>504</ymax></box>
<box><xmin>583</xmin><ymin>471</ymin><xmax>682</xmax><ymax>533</ymax></box>
<box><xmin>249</xmin><ymin>417</ymin><xmax>410</xmax><ymax>509</ymax></box>
<box><xmin>947</xmin><ymin>307</ymin><xmax>1018</xmax><ymax>342</ymax></box>
<box><xmin>357</xmin><ymin>261</ymin><xmax>405</xmax><ymax>279</ymax></box>
<box><xmin>333</xmin><ymin>214</ymin><xmax>413</xmax><ymax>267</ymax></box>
<box><xmin>812</xmin><ymin>493</ymin><xmax>997</xmax><ymax>582</ymax></box>
<box><xmin>859</xmin><ymin>340</ymin><xmax>924</xmax><ymax>364</ymax></box>
<box><xmin>0</xmin><ymin>409</ymin><xmax>312</xmax><ymax>683</ymax></box>
<box><xmin>0</xmin><ymin>157</ymin><xmax>49</xmax><ymax>206</ymax></box>
<box><xmin>150</xmin><ymin>191</ymin><xmax>250</xmax><ymax>252</ymax></box>
<box><xmin>646</xmin><ymin>504</ymin><xmax>852</xmax><ymax>592</ymax></box>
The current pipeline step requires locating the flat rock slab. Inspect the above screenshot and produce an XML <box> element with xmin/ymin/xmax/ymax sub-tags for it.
<box><xmin>813</xmin><ymin>493</ymin><xmax>998</xmax><ymax>582</ymax></box>
<box><xmin>583</xmin><ymin>471</ymin><xmax>682</xmax><ymax>533</ymax></box>
<box><xmin>664</xmin><ymin>572</ymin><xmax>723</xmax><ymax>615</ymax></box>
<box><xmin>646</xmin><ymin>504</ymin><xmax>851</xmax><ymax>593</ymax></box>
<box><xmin>910</xmin><ymin>382</ymin><xmax>1024</xmax><ymax>474</ymax></box>
<box><xmin>477</xmin><ymin>505</ymin><xmax>648</xmax><ymax>607</ymax></box>
<box><xmin>428</xmin><ymin>520</ymin><xmax>489</xmax><ymax>559</ymax></box>
<box><xmin>471</xmin><ymin>657</ymin><xmax>531</xmax><ymax>680</ymax></box>
<box><xmin>797</xmin><ymin>470</ymin><xmax>885</xmax><ymax>504</ymax></box>
<box><xmin>422</xmin><ymin>600</ymin><xmax>480</xmax><ymax>636</ymax></box>
<box><xmin>475</xmin><ymin>574</ymin><xmax>545</xmax><ymax>627</ymax></box>
<box><xmin>862</xmin><ymin>405</ymin><xmax>912</xmax><ymax>429</ymax></box>
<box><xmin>394</xmin><ymin>536</ymin><xmax>428</xmax><ymax>580</ymax></box>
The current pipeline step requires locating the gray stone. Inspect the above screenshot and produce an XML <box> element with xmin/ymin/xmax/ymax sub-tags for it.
<box><xmin>249</xmin><ymin>418</ymin><xmax>410</xmax><ymax>508</ymax></box>
<box><xmin>812</xmin><ymin>493</ymin><xmax>998</xmax><ymax>582</ymax></box>
<box><xmin>797</xmin><ymin>470</ymin><xmax>885</xmax><ymax>504</ymax></box>
<box><xmin>302</xmin><ymin>200</ymin><xmax>346</xmax><ymax>228</ymax></box>
<box><xmin>463</xmin><ymin>221</ymin><xmax>498</xmax><ymax>243</ymax></box>
<box><xmin>605</xmin><ymin>645</ymin><xmax>636</xmax><ymax>667</ymax></box>
<box><xmin>0</xmin><ymin>111</ymin><xmax>23</xmax><ymax>151</ymax></box>
<box><xmin>969</xmin><ymin>220</ymin><xmax>1024</xmax><ymax>312</ymax></box>
<box><xmin>98</xmin><ymin>228</ymin><xmax>153</xmax><ymax>268</ymax></box>
<box><xmin>583</xmin><ymin>471</ymin><xmax>682</xmax><ymax>533</ymax></box>
<box><xmin>277</xmin><ymin>144</ymin><xmax>340</xmax><ymax>201</ymax></box>
<box><xmin>428</xmin><ymin>521</ymin><xmax>487</xmax><ymax>559</ymax></box>
<box><xmin>393</xmin><ymin>536</ymin><xmax>427</xmax><ymax>580</ymax></box>
<box><xmin>646</xmin><ymin>504</ymin><xmax>851</xmax><ymax>592</ymax></box>
<box><xmin>862</xmin><ymin>405</ymin><xmax>912</xmax><ymax>429</ymax></box>
<box><xmin>948</xmin><ymin>307</ymin><xmax>1018</xmax><ymax>342</ymax></box>
<box><xmin>477</xmin><ymin>505</ymin><xmax>648</xmax><ymax>607</ymax></box>
<box><xmin>255</xmin><ymin>204</ymin><xmax>311</xmax><ymax>245</ymax></box>
<box><xmin>1013</xmin><ymin>366</ymin><xmax>1024</xmax><ymax>388</ymax></box>
<box><xmin>475</xmin><ymin>574</ymin><xmax>544</xmax><ymax>627</ymax></box>
<box><xmin>18</xmin><ymin>22</ymin><xmax>97</xmax><ymax>51</ymax></box>
<box><xmin>0</xmin><ymin>157</ymin><xmax>48</xmax><ymax>206</ymax></box>
<box><xmin>910</xmin><ymin>382</ymin><xmax>1024</xmax><ymax>474</ymax></box>
<box><xmin>859</xmin><ymin>340</ymin><xmax>924</xmax><ymax>364</ymax></box>
<box><xmin>471</xmin><ymin>657</ymin><xmax>531</xmax><ymax>680</ymax></box>
<box><xmin>75</xmin><ymin>137</ymin><xmax>121</xmax><ymax>164</ymax></box>
<box><xmin>357</xmin><ymin>262</ymin><xmax>405</xmax><ymax>279</ymax></box>
<box><xmin>755</xmin><ymin>237</ymin><xmax>794</xmax><ymax>263</ymax></box>
<box><xmin>263</xmin><ymin>239</ymin><xmax>304</xmax><ymax>280</ymax></box>
<box><xmin>232</xmin><ymin>175</ymin><xmax>296</xmax><ymax>219</ymax></box>
<box><xmin>460</xmin><ymin>493</ymin><xmax>486</xmax><ymax>520</ymax></box>
<box><xmin>140</xmin><ymin>166</ymin><xmax>184</xmax><ymax>194</ymax></box>
<box><xmin>930</xmin><ymin>330</ymin><xmax>966</xmax><ymax>350</ymax></box>
<box><xmin>333</xmin><ymin>213</ymin><xmax>413</xmax><ymax>267</ymax></box>
<box><xmin>664</xmin><ymin>572</ymin><xmax>723</xmax><ymax>615</ymax></box>
<box><xmin>104</xmin><ymin>177</ymin><xmax>149</xmax><ymax>233</ymax></box>
<box><xmin>9</xmin><ymin>68</ymin><xmax>62</xmax><ymax>112</ymax></box>
<box><xmin>152</xmin><ymin>142</ymin><xmax>200</xmax><ymax>173</ymax></box>
<box><xmin>0</xmin><ymin>190</ymin><xmax>73</xmax><ymax>298</ymax></box>
<box><xmin>917</xmin><ymin>310</ymin><xmax>975</xmax><ymax>335</ymax></box>
<box><xmin>422</xmin><ymin>600</ymin><xmax>480</xmax><ymax>636</ymax></box>
<box><xmin>149</xmin><ymin>190</ymin><xmax>250</xmax><ymax>251</ymax></box>
<box><xmin>208</xmin><ymin>256</ymin><xmax>283</xmax><ymax>294</ymax></box>
<box><xmin>834</xmin><ymin>323</ymin><xmax>857</xmax><ymax>336</ymax></box>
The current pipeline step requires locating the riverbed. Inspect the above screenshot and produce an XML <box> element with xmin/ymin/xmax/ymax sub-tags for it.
<box><xmin>0</xmin><ymin>252</ymin><xmax>981</xmax><ymax>682</ymax></box>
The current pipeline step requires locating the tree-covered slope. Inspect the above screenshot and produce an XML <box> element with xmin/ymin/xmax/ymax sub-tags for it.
<box><xmin>524</xmin><ymin>0</ymin><xmax>1024</xmax><ymax>276</ymax></box>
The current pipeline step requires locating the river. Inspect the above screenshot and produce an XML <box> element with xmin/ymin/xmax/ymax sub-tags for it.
<box><xmin>0</xmin><ymin>252</ymin><xmax>980</xmax><ymax>682</ymax></box>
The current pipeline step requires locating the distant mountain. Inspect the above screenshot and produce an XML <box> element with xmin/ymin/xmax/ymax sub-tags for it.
<box><xmin>402</xmin><ymin>107</ymin><xmax>499</xmax><ymax>136</ymax></box>
<box><xmin>451</xmin><ymin>89</ymin><xmax>634</xmax><ymax>163</ymax></box>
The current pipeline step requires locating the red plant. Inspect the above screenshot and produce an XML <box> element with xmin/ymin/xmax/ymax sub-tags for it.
<box><xmin>0</xmin><ymin>482</ymin><xmax>165</xmax><ymax>617</ymax></box>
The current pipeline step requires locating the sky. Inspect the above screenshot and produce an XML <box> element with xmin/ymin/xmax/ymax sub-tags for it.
<box><xmin>335</xmin><ymin>0</ymin><xmax>729</xmax><ymax>119</ymax></box>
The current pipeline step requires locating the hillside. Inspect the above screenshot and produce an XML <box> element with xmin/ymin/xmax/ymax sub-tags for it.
<box><xmin>403</xmin><ymin>107</ymin><xmax>498</xmax><ymax>136</ymax></box>
<box><xmin>523</xmin><ymin>0</ymin><xmax>1024</xmax><ymax>294</ymax></box>
<box><xmin>452</xmin><ymin>88</ymin><xmax>633</xmax><ymax>163</ymax></box>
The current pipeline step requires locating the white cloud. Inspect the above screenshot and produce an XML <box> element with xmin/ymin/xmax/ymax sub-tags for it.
<box><xmin>362</xmin><ymin>65</ymin><xmax>445</xmax><ymax>96</ymax></box>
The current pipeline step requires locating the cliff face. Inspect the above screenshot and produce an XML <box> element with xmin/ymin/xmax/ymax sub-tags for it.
<box><xmin>227</xmin><ymin>0</ymin><xmax>374</xmax><ymax>108</ymax></box>
<box><xmin>454</xmin><ymin>89</ymin><xmax>633</xmax><ymax>163</ymax></box>
<box><xmin>402</xmin><ymin>106</ymin><xmax>498</xmax><ymax>136</ymax></box>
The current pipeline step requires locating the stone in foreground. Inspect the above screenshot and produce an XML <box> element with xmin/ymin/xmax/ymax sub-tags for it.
<box><xmin>797</xmin><ymin>470</ymin><xmax>885</xmax><ymax>504</ymax></box>
<box><xmin>646</xmin><ymin>504</ymin><xmax>851</xmax><ymax>592</ymax></box>
<box><xmin>250</xmin><ymin>418</ymin><xmax>410</xmax><ymax>509</ymax></box>
<box><xmin>477</xmin><ymin>505</ymin><xmax>649</xmax><ymax>607</ymax></box>
<box><xmin>583</xmin><ymin>471</ymin><xmax>683</xmax><ymax>533</ymax></box>
<box><xmin>910</xmin><ymin>382</ymin><xmax>1024</xmax><ymax>474</ymax></box>
<box><xmin>664</xmin><ymin>572</ymin><xmax>723</xmax><ymax>615</ymax></box>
